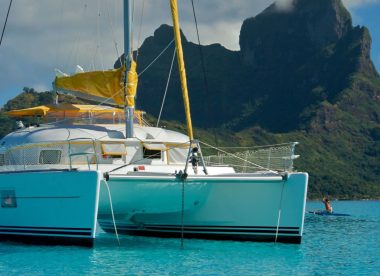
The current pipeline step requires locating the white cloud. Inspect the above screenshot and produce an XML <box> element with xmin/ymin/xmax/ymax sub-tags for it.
<box><xmin>274</xmin><ymin>0</ymin><xmax>294</xmax><ymax>11</ymax></box>
<box><xmin>32</xmin><ymin>83</ymin><xmax>50</xmax><ymax>93</ymax></box>
<box><xmin>342</xmin><ymin>0</ymin><xmax>380</xmax><ymax>7</ymax></box>
<box><xmin>0</xmin><ymin>0</ymin><xmax>379</xmax><ymax>106</ymax></box>
<box><xmin>0</xmin><ymin>0</ymin><xmax>274</xmax><ymax>106</ymax></box>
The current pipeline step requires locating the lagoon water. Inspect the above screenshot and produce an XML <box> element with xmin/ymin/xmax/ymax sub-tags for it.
<box><xmin>0</xmin><ymin>201</ymin><xmax>379</xmax><ymax>275</ymax></box>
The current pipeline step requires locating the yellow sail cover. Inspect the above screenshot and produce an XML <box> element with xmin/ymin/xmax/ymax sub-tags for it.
<box><xmin>54</xmin><ymin>67</ymin><xmax>125</xmax><ymax>106</ymax></box>
<box><xmin>126</xmin><ymin>60</ymin><xmax>138</xmax><ymax>107</ymax></box>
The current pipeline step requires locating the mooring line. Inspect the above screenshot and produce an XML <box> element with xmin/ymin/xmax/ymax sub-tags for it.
<box><xmin>103</xmin><ymin>180</ymin><xmax>120</xmax><ymax>246</ymax></box>
<box><xmin>181</xmin><ymin>179</ymin><xmax>185</xmax><ymax>249</ymax></box>
<box><xmin>275</xmin><ymin>180</ymin><xmax>286</xmax><ymax>243</ymax></box>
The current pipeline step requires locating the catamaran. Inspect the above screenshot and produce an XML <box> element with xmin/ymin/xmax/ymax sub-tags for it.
<box><xmin>0</xmin><ymin>1</ymin><xmax>308</xmax><ymax>245</ymax></box>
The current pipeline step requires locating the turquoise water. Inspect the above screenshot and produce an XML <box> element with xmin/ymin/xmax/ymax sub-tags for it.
<box><xmin>0</xmin><ymin>201</ymin><xmax>379</xmax><ymax>275</ymax></box>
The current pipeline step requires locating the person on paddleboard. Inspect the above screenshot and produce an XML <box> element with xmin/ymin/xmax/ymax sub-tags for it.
<box><xmin>323</xmin><ymin>197</ymin><xmax>333</xmax><ymax>213</ymax></box>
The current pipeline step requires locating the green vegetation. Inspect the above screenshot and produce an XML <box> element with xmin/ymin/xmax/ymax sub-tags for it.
<box><xmin>1</xmin><ymin>74</ymin><xmax>380</xmax><ymax>200</ymax></box>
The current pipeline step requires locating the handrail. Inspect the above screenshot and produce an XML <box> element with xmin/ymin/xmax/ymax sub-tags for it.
<box><xmin>68</xmin><ymin>137</ymin><xmax>98</xmax><ymax>171</ymax></box>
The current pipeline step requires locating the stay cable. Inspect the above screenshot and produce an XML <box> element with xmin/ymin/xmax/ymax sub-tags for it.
<box><xmin>0</xmin><ymin>0</ymin><xmax>13</xmax><ymax>47</ymax></box>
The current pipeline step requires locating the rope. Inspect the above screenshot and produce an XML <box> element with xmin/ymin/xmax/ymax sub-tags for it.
<box><xmin>63</xmin><ymin>2</ymin><xmax>88</xmax><ymax>71</ymax></box>
<box><xmin>106</xmin><ymin>1</ymin><xmax>121</xmax><ymax>65</ymax></box>
<box><xmin>200</xmin><ymin>140</ymin><xmax>279</xmax><ymax>174</ymax></box>
<box><xmin>157</xmin><ymin>48</ymin><xmax>176</xmax><ymax>127</ymax></box>
<box><xmin>190</xmin><ymin>0</ymin><xmax>219</xmax><ymax>146</ymax></box>
<box><xmin>275</xmin><ymin>179</ymin><xmax>286</xmax><ymax>243</ymax></box>
<box><xmin>138</xmin><ymin>39</ymin><xmax>174</xmax><ymax>77</ymax></box>
<box><xmin>103</xmin><ymin>180</ymin><xmax>120</xmax><ymax>246</ymax></box>
<box><xmin>130</xmin><ymin>0</ymin><xmax>135</xmax><ymax>53</ymax></box>
<box><xmin>0</xmin><ymin>0</ymin><xmax>13</xmax><ymax>46</ymax></box>
<box><xmin>135</xmin><ymin>0</ymin><xmax>145</xmax><ymax>62</ymax></box>
<box><xmin>55</xmin><ymin>0</ymin><xmax>65</xmax><ymax>66</ymax></box>
<box><xmin>96</xmin><ymin>0</ymin><xmax>105</xmax><ymax>71</ymax></box>
<box><xmin>50</xmin><ymin>85</ymin><xmax>125</xmax><ymax>126</ymax></box>
<box><xmin>202</xmin><ymin>142</ymin><xmax>297</xmax><ymax>149</ymax></box>
<box><xmin>181</xmin><ymin>178</ymin><xmax>185</xmax><ymax>249</ymax></box>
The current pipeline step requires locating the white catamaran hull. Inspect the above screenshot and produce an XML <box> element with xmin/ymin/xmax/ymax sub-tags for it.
<box><xmin>0</xmin><ymin>170</ymin><xmax>101</xmax><ymax>246</ymax></box>
<box><xmin>98</xmin><ymin>172</ymin><xmax>308</xmax><ymax>243</ymax></box>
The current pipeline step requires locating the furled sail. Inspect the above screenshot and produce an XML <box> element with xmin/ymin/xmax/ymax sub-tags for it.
<box><xmin>53</xmin><ymin>63</ymin><xmax>138</xmax><ymax>107</ymax></box>
<box><xmin>126</xmin><ymin>60</ymin><xmax>138</xmax><ymax>108</ymax></box>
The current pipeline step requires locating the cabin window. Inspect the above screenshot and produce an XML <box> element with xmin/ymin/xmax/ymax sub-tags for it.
<box><xmin>101</xmin><ymin>142</ymin><xmax>127</xmax><ymax>159</ymax></box>
<box><xmin>39</xmin><ymin>150</ymin><xmax>62</xmax><ymax>164</ymax></box>
<box><xmin>0</xmin><ymin>154</ymin><xmax>4</xmax><ymax>166</ymax></box>
<box><xmin>143</xmin><ymin>148</ymin><xmax>162</xmax><ymax>159</ymax></box>
<box><xmin>1</xmin><ymin>190</ymin><xmax>17</xmax><ymax>208</ymax></box>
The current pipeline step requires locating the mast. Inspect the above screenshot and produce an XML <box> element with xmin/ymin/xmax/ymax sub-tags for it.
<box><xmin>124</xmin><ymin>0</ymin><xmax>134</xmax><ymax>138</ymax></box>
<box><xmin>169</xmin><ymin>0</ymin><xmax>194</xmax><ymax>140</ymax></box>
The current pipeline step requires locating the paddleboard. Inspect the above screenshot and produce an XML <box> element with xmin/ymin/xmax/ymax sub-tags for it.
<box><xmin>308</xmin><ymin>210</ymin><xmax>350</xmax><ymax>217</ymax></box>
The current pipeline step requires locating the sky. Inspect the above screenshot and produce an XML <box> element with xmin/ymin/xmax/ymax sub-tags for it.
<box><xmin>0</xmin><ymin>0</ymin><xmax>379</xmax><ymax>106</ymax></box>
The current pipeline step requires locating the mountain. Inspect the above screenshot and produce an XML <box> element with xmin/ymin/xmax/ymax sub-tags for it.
<box><xmin>1</xmin><ymin>0</ymin><xmax>379</xmax><ymax>198</ymax></box>
<box><xmin>117</xmin><ymin>0</ymin><xmax>378</xmax><ymax>133</ymax></box>
<box><xmin>115</xmin><ymin>0</ymin><xmax>380</xmax><ymax>198</ymax></box>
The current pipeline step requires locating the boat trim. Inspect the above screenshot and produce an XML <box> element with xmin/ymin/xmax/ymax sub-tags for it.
<box><xmin>99</xmin><ymin>222</ymin><xmax>302</xmax><ymax>243</ymax></box>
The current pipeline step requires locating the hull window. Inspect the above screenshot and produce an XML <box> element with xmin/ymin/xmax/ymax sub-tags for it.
<box><xmin>1</xmin><ymin>190</ymin><xmax>17</xmax><ymax>208</ymax></box>
<box><xmin>39</xmin><ymin>150</ymin><xmax>62</xmax><ymax>164</ymax></box>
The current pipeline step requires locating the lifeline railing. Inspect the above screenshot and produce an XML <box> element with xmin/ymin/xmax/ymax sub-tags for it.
<box><xmin>203</xmin><ymin>142</ymin><xmax>299</xmax><ymax>173</ymax></box>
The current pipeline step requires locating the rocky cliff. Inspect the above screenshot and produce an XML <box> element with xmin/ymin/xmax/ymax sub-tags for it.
<box><xmin>117</xmin><ymin>0</ymin><xmax>378</xmax><ymax>135</ymax></box>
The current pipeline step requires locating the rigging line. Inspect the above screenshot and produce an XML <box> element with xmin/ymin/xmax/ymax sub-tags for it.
<box><xmin>96</xmin><ymin>0</ymin><xmax>105</xmax><ymax>71</ymax></box>
<box><xmin>54</xmin><ymin>0</ymin><xmax>64</xmax><ymax>66</ymax></box>
<box><xmin>180</xmin><ymin>178</ymin><xmax>185</xmax><ymax>249</ymax></box>
<box><xmin>275</xmin><ymin>179</ymin><xmax>286</xmax><ymax>243</ymax></box>
<box><xmin>138</xmin><ymin>39</ymin><xmax>174</xmax><ymax>77</ymax></box>
<box><xmin>157</xmin><ymin>48</ymin><xmax>176</xmax><ymax>127</ymax></box>
<box><xmin>201</xmin><ymin>142</ymin><xmax>297</xmax><ymax>149</ymax></box>
<box><xmin>130</xmin><ymin>0</ymin><xmax>135</xmax><ymax>54</ymax></box>
<box><xmin>65</xmin><ymin>1</ymin><xmax>88</xmax><ymax>71</ymax></box>
<box><xmin>135</xmin><ymin>0</ymin><xmax>145</xmax><ymax>62</ymax></box>
<box><xmin>105</xmin><ymin>1</ymin><xmax>121</xmax><ymax>66</ymax></box>
<box><xmin>199</xmin><ymin>140</ymin><xmax>279</xmax><ymax>174</ymax></box>
<box><xmin>0</xmin><ymin>0</ymin><xmax>13</xmax><ymax>47</ymax></box>
<box><xmin>49</xmin><ymin>85</ymin><xmax>125</xmax><ymax>126</ymax></box>
<box><xmin>190</xmin><ymin>0</ymin><xmax>219</xmax><ymax>145</ymax></box>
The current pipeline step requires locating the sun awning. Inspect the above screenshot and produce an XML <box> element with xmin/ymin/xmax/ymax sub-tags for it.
<box><xmin>6</xmin><ymin>106</ymin><xmax>51</xmax><ymax>117</ymax></box>
<box><xmin>6</xmin><ymin>104</ymin><xmax>124</xmax><ymax>117</ymax></box>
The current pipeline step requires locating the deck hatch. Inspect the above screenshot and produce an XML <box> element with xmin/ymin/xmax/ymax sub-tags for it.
<box><xmin>101</xmin><ymin>142</ymin><xmax>127</xmax><ymax>158</ymax></box>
